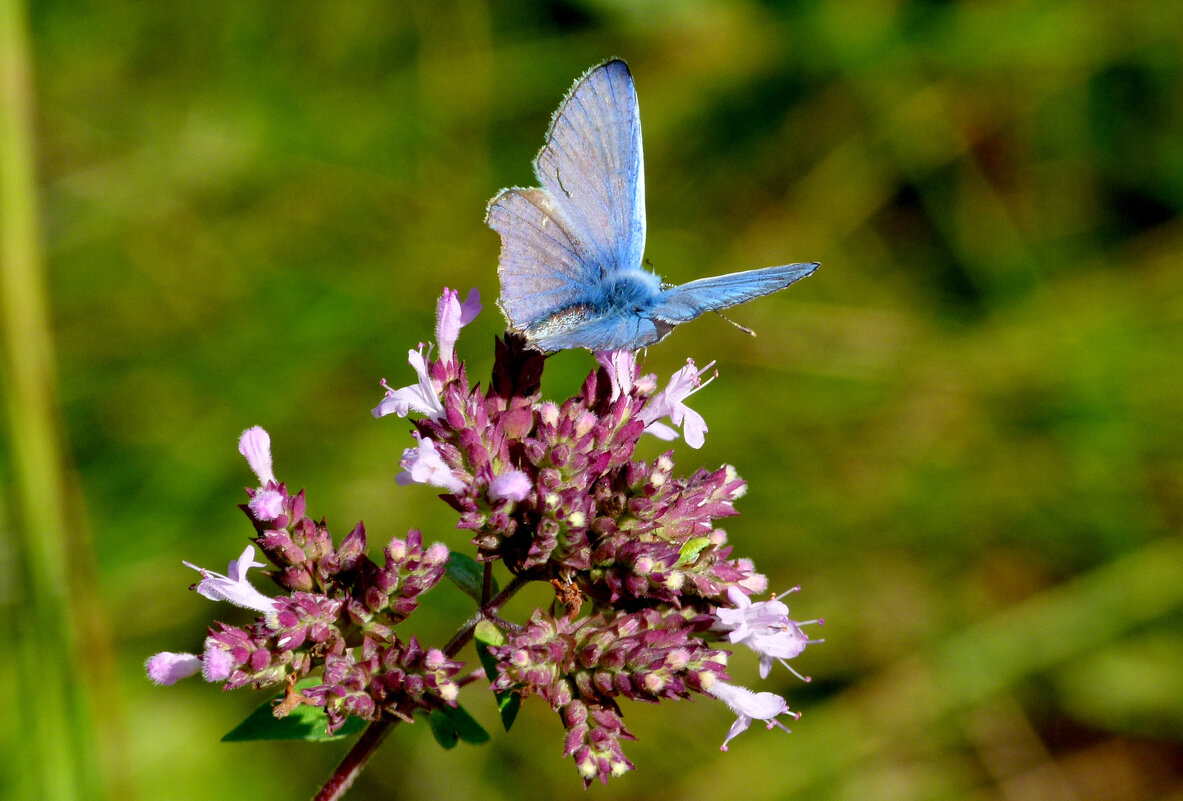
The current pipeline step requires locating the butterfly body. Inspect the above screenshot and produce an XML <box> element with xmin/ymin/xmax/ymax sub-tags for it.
<box><xmin>488</xmin><ymin>59</ymin><xmax>817</xmax><ymax>353</ymax></box>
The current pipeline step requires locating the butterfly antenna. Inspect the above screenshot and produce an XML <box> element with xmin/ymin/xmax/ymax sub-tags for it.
<box><xmin>714</xmin><ymin>310</ymin><xmax>757</xmax><ymax>337</ymax></box>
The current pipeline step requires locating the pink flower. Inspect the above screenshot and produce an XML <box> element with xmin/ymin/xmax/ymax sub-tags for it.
<box><xmin>372</xmin><ymin>346</ymin><xmax>446</xmax><ymax>420</ymax></box>
<box><xmin>705</xmin><ymin>680</ymin><xmax>798</xmax><ymax>751</ymax></box>
<box><xmin>716</xmin><ymin>586</ymin><xmax>821</xmax><ymax>680</ymax></box>
<box><xmin>184</xmin><ymin>545</ymin><xmax>277</xmax><ymax>614</ymax></box>
<box><xmin>145</xmin><ymin>652</ymin><xmax>202</xmax><ymax>686</ymax></box>
<box><xmin>238</xmin><ymin>426</ymin><xmax>276</xmax><ymax>485</ymax></box>
<box><xmin>395</xmin><ymin>434</ymin><xmax>466</xmax><ymax>494</ymax></box>
<box><xmin>640</xmin><ymin>359</ymin><xmax>715</xmax><ymax>449</ymax></box>
<box><xmin>374</xmin><ymin>288</ymin><xmax>481</xmax><ymax>419</ymax></box>
<box><xmin>145</xmin><ymin>643</ymin><xmax>235</xmax><ymax>685</ymax></box>
<box><xmin>597</xmin><ymin>350</ymin><xmax>713</xmax><ymax>448</ymax></box>
<box><xmin>596</xmin><ymin>349</ymin><xmax>639</xmax><ymax>398</ymax></box>
<box><xmin>436</xmin><ymin>287</ymin><xmax>482</xmax><ymax>364</ymax></box>
<box><xmin>238</xmin><ymin>426</ymin><xmax>283</xmax><ymax>520</ymax></box>
<box><xmin>201</xmin><ymin>640</ymin><xmax>234</xmax><ymax>682</ymax></box>
<box><xmin>489</xmin><ymin>467</ymin><xmax>532</xmax><ymax>502</ymax></box>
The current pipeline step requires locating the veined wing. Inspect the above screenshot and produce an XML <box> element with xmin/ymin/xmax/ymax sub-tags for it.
<box><xmin>486</xmin><ymin>187</ymin><xmax>597</xmax><ymax>329</ymax></box>
<box><xmin>534</xmin><ymin>59</ymin><xmax>646</xmax><ymax>278</ymax></box>
<box><xmin>653</xmin><ymin>262</ymin><xmax>819</xmax><ymax>324</ymax></box>
<box><xmin>524</xmin><ymin>309</ymin><xmax>667</xmax><ymax>354</ymax></box>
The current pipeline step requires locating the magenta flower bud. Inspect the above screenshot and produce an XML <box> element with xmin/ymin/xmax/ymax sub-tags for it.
<box><xmin>423</xmin><ymin>542</ymin><xmax>449</xmax><ymax>565</ymax></box>
<box><xmin>249</xmin><ymin>649</ymin><xmax>271</xmax><ymax>672</ymax></box>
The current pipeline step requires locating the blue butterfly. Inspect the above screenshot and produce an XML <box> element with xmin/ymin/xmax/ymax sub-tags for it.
<box><xmin>486</xmin><ymin>59</ymin><xmax>818</xmax><ymax>353</ymax></box>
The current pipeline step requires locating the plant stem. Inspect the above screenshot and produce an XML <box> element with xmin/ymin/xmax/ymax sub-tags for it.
<box><xmin>312</xmin><ymin>565</ymin><xmax>542</xmax><ymax>800</ymax></box>
<box><xmin>311</xmin><ymin>717</ymin><xmax>397</xmax><ymax>801</ymax></box>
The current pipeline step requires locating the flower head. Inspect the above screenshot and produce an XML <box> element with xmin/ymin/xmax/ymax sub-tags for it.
<box><xmin>239</xmin><ymin>426</ymin><xmax>284</xmax><ymax>520</ymax></box>
<box><xmin>184</xmin><ymin>545</ymin><xmax>277</xmax><ymax>614</ymax></box>
<box><xmin>716</xmin><ymin>586</ymin><xmax>821</xmax><ymax>680</ymax></box>
<box><xmin>372</xmin><ymin>346</ymin><xmax>446</xmax><ymax>420</ymax></box>
<box><xmin>641</xmin><ymin>359</ymin><xmax>715</xmax><ymax>449</ymax></box>
<box><xmin>436</xmin><ymin>287</ymin><xmax>482</xmax><ymax>364</ymax></box>
<box><xmin>145</xmin><ymin>652</ymin><xmax>203</xmax><ymax>686</ymax></box>
<box><xmin>396</xmin><ymin>434</ymin><xmax>466</xmax><ymax>494</ymax></box>
<box><xmin>596</xmin><ymin>349</ymin><xmax>638</xmax><ymax>399</ymax></box>
<box><xmin>705</xmin><ymin>680</ymin><xmax>798</xmax><ymax>751</ymax></box>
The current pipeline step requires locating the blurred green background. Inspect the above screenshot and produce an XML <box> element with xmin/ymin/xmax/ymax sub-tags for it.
<box><xmin>3</xmin><ymin>0</ymin><xmax>1182</xmax><ymax>799</ymax></box>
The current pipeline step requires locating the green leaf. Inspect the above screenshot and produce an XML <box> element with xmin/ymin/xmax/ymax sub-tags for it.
<box><xmin>221</xmin><ymin>680</ymin><xmax>366</xmax><ymax>742</ymax></box>
<box><xmin>474</xmin><ymin>620</ymin><xmax>521</xmax><ymax>731</ymax></box>
<box><xmin>474</xmin><ymin>618</ymin><xmax>507</xmax><ymax>647</ymax></box>
<box><xmin>676</xmin><ymin>536</ymin><xmax>714</xmax><ymax>569</ymax></box>
<box><xmin>446</xmin><ymin>552</ymin><xmax>495</xmax><ymax>601</ymax></box>
<box><xmin>428</xmin><ymin>704</ymin><xmax>490</xmax><ymax>749</ymax></box>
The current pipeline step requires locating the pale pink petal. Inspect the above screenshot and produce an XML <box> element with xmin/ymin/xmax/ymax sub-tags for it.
<box><xmin>146</xmin><ymin>652</ymin><xmax>202</xmax><ymax>685</ymax></box>
<box><xmin>201</xmin><ymin>641</ymin><xmax>234</xmax><ymax>682</ymax></box>
<box><xmin>437</xmin><ymin>287</ymin><xmax>482</xmax><ymax>363</ymax></box>
<box><xmin>248</xmin><ymin>489</ymin><xmax>285</xmax><ymax>521</ymax></box>
<box><xmin>372</xmin><ymin>348</ymin><xmax>445</xmax><ymax>420</ymax></box>
<box><xmin>595</xmin><ymin>349</ymin><xmax>636</xmax><ymax>400</ymax></box>
<box><xmin>457</xmin><ymin>288</ymin><xmax>482</xmax><ymax>326</ymax></box>
<box><xmin>184</xmin><ymin>545</ymin><xmax>276</xmax><ymax>614</ymax></box>
<box><xmin>396</xmin><ymin>435</ymin><xmax>466</xmax><ymax>494</ymax></box>
<box><xmin>238</xmin><ymin>426</ymin><xmax>276</xmax><ymax>485</ymax></box>
<box><xmin>489</xmin><ymin>468</ymin><xmax>532</xmax><ymax>502</ymax></box>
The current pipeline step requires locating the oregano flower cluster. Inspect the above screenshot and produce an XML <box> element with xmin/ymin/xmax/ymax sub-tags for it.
<box><xmin>147</xmin><ymin>287</ymin><xmax>822</xmax><ymax>792</ymax></box>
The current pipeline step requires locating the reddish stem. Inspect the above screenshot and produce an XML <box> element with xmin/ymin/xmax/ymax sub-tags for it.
<box><xmin>312</xmin><ymin>717</ymin><xmax>396</xmax><ymax>801</ymax></box>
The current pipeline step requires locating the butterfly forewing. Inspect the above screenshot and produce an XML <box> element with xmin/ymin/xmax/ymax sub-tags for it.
<box><xmin>654</xmin><ymin>262</ymin><xmax>820</xmax><ymax>323</ymax></box>
<box><xmin>534</xmin><ymin>59</ymin><xmax>646</xmax><ymax>278</ymax></box>
<box><xmin>487</xmin><ymin>188</ymin><xmax>595</xmax><ymax>328</ymax></box>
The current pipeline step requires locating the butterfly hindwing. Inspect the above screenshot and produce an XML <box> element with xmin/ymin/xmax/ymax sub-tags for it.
<box><xmin>525</xmin><ymin>310</ymin><xmax>664</xmax><ymax>354</ymax></box>
<box><xmin>653</xmin><ymin>262</ymin><xmax>820</xmax><ymax>324</ymax></box>
<box><xmin>534</xmin><ymin>59</ymin><xmax>646</xmax><ymax>278</ymax></box>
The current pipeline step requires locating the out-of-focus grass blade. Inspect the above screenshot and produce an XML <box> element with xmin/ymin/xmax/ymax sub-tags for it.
<box><xmin>1</xmin><ymin>0</ymin><xmax>104</xmax><ymax>798</ymax></box>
